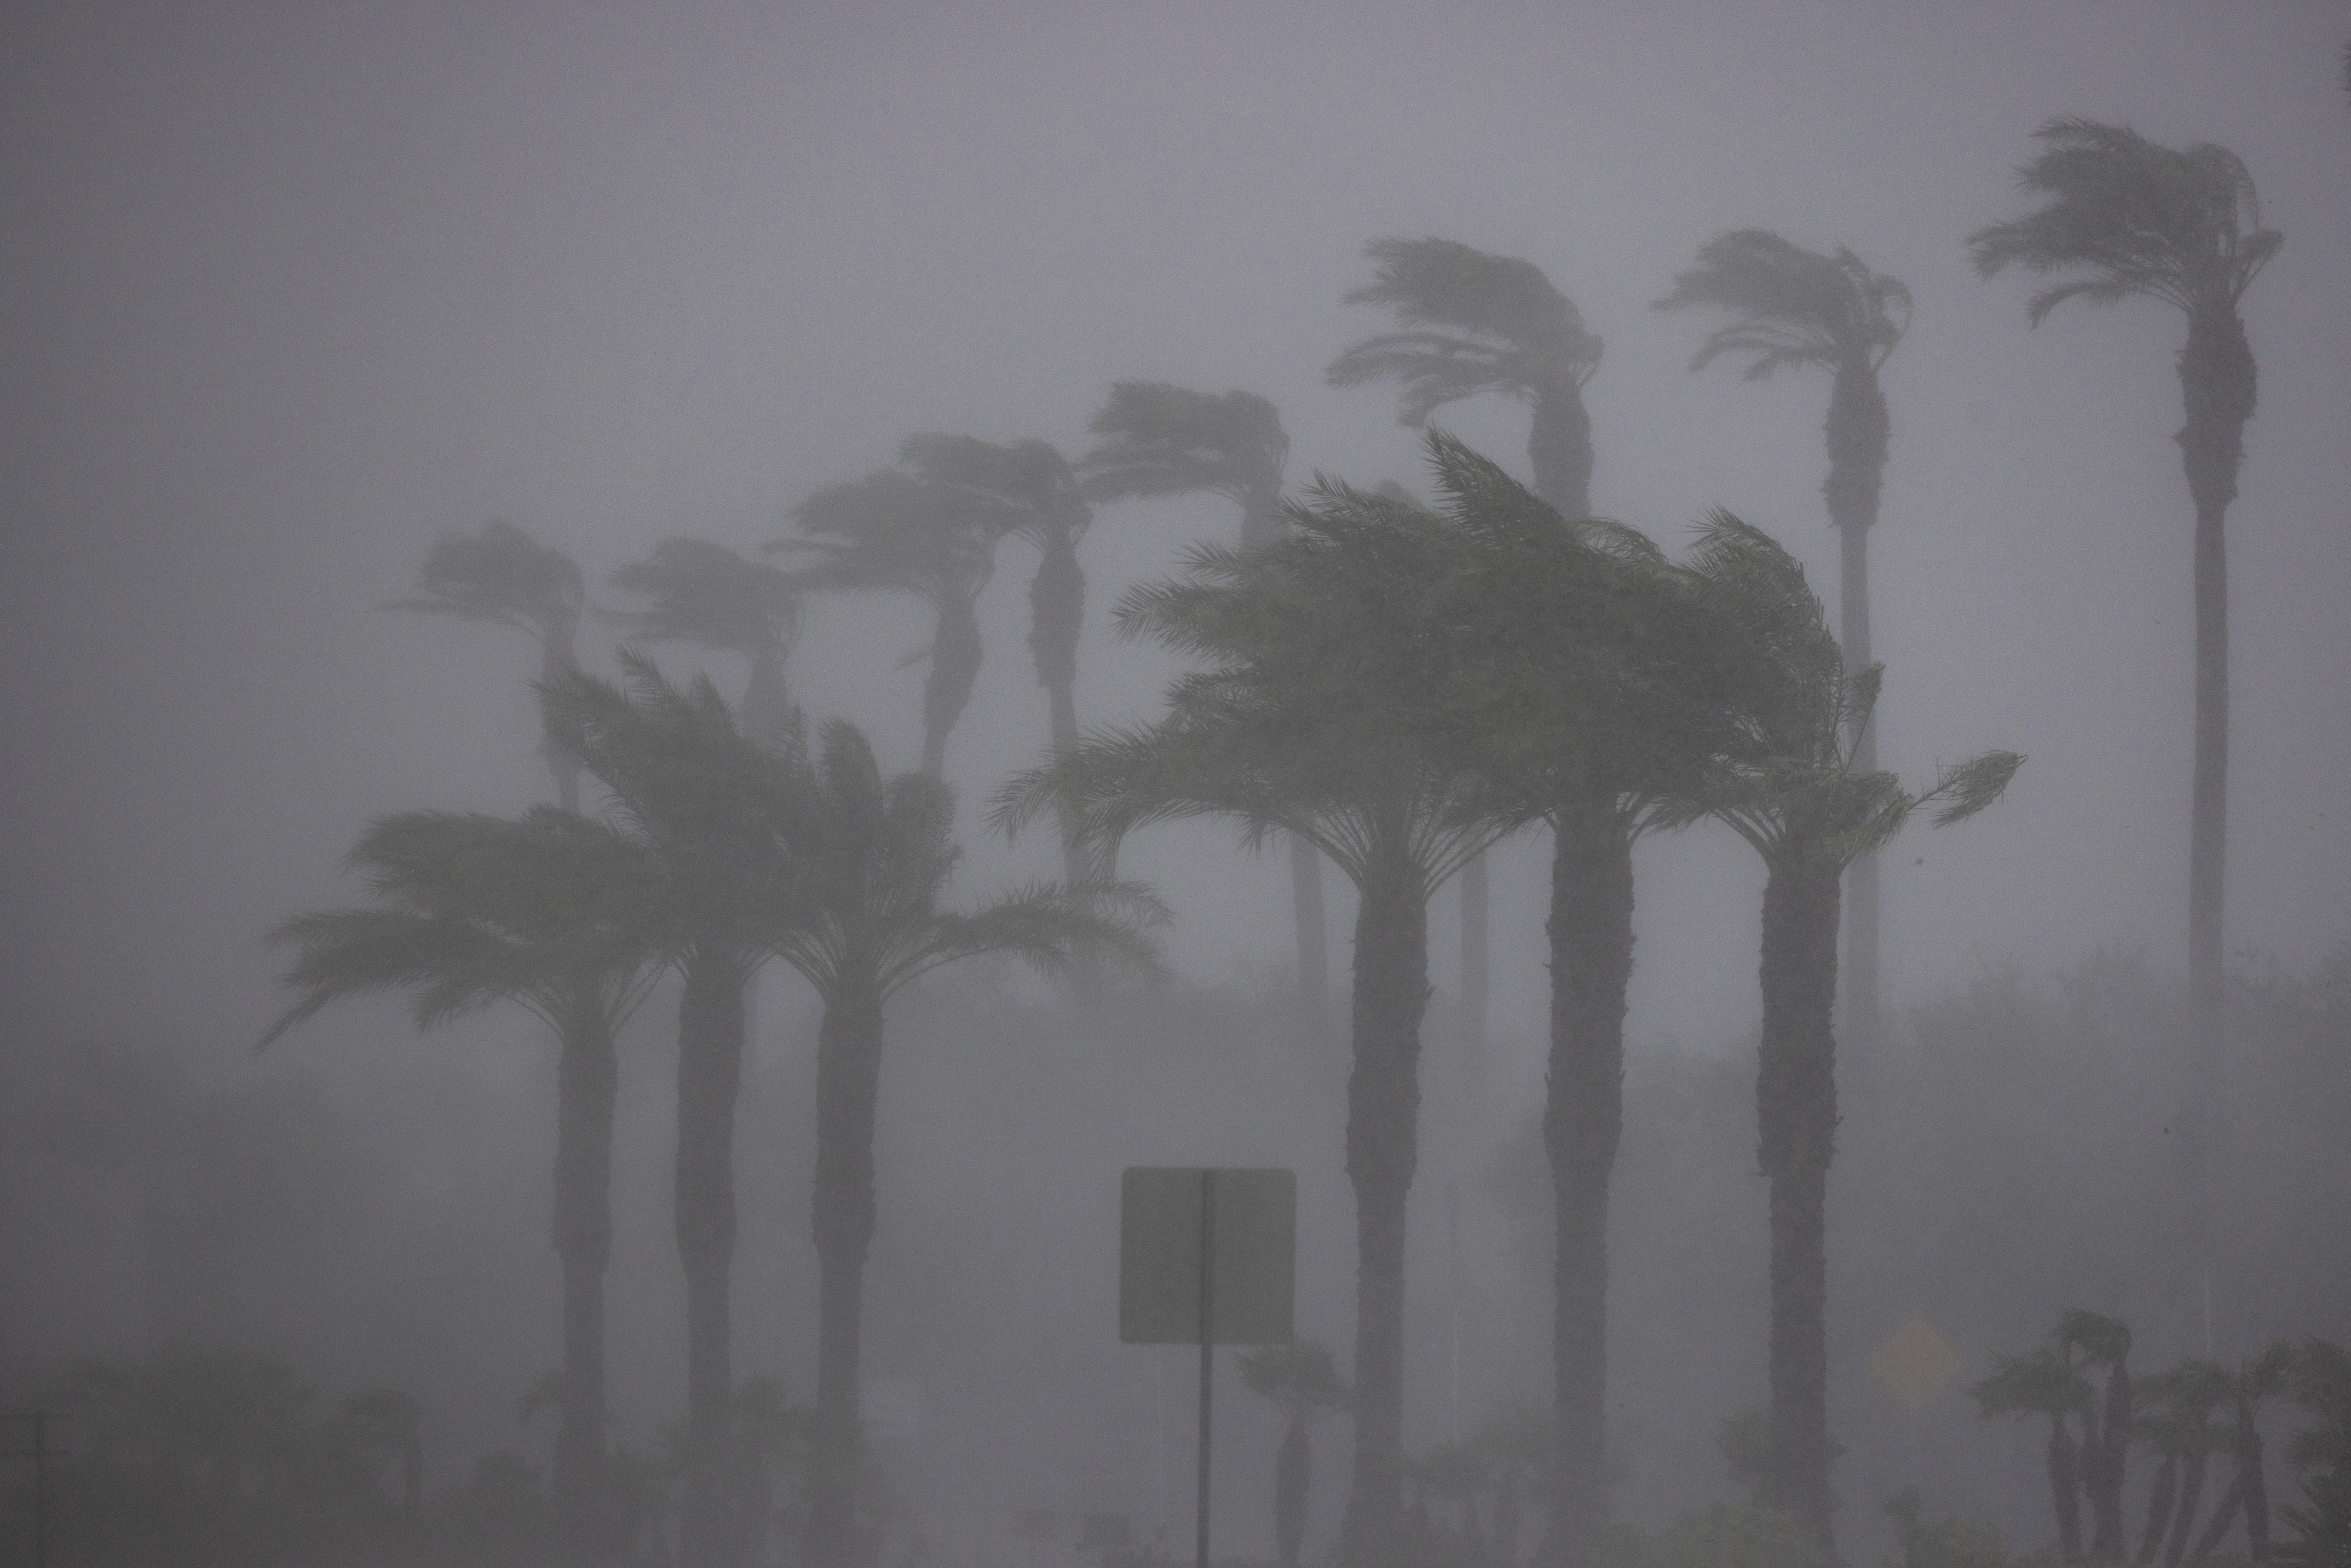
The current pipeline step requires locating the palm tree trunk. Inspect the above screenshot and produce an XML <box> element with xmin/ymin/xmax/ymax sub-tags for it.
<box><xmin>1338</xmin><ymin>841</ymin><xmax>1432</xmax><ymax>1563</ymax></box>
<box><xmin>1028</xmin><ymin>525</ymin><xmax>1089</xmax><ymax>888</ymax></box>
<box><xmin>2052</xmin><ymin>1419</ymin><xmax>2087</xmax><ymax>1564</ymax></box>
<box><xmin>2174</xmin><ymin>304</ymin><xmax>2253</xmax><ymax>1331</ymax></box>
<box><xmin>1538</xmin><ymin>804</ymin><xmax>1635</xmax><ymax>1568</ymax></box>
<box><xmin>2089</xmin><ymin>1364</ymin><xmax>2135</xmax><ymax>1562</ymax></box>
<box><xmin>1293</xmin><ymin>839</ymin><xmax>1330</xmax><ymax>1046</ymax></box>
<box><xmin>806</xmin><ymin>976</ymin><xmax>886</xmax><ymax>1568</ymax></box>
<box><xmin>2237</xmin><ymin>1420</ymin><xmax>2272</xmax><ymax>1562</ymax></box>
<box><xmin>1529</xmin><ymin>378</ymin><xmax>1594</xmax><ymax>520</ymax></box>
<box><xmin>740</xmin><ymin>642</ymin><xmax>794</xmax><ymax>747</ymax></box>
<box><xmin>1757</xmin><ymin>854</ymin><xmax>1841</xmax><ymax>1556</ymax></box>
<box><xmin>2138</xmin><ymin>1456</ymin><xmax>2178</xmax><ymax>1564</ymax></box>
<box><xmin>920</xmin><ymin>593</ymin><xmax>984</xmax><ymax>780</ymax></box>
<box><xmin>677</xmin><ymin>948</ymin><xmax>749</xmax><ymax>1567</ymax></box>
<box><xmin>555</xmin><ymin>1001</ymin><xmax>619</xmax><ymax>1560</ymax></box>
<box><xmin>1824</xmin><ymin>366</ymin><xmax>1888</xmax><ymax>1057</ymax></box>
<box><xmin>2162</xmin><ymin>1446</ymin><xmax>2209</xmax><ymax>1566</ymax></box>
<box><xmin>2192</xmin><ymin>1475</ymin><xmax>2246</xmax><ymax>1562</ymax></box>
<box><xmin>1459</xmin><ymin>852</ymin><xmax>1488</xmax><ymax>1093</ymax></box>
<box><xmin>1274</xmin><ymin>1410</ymin><xmax>1311</xmax><ymax>1567</ymax></box>
<box><xmin>539</xmin><ymin>638</ymin><xmax>584</xmax><ymax>813</ymax></box>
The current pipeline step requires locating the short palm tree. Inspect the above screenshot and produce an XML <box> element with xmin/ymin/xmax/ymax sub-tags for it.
<box><xmin>1655</xmin><ymin>231</ymin><xmax>1911</xmax><ymax>1047</ymax></box>
<box><xmin>2189</xmin><ymin>1341</ymin><xmax>2298</xmax><ymax>1562</ymax></box>
<box><xmin>1970</xmin><ymin>120</ymin><xmax>2280</xmax><ymax>1306</ymax></box>
<box><xmin>999</xmin><ymin>454</ymin><xmax>1513</xmax><ymax>1560</ymax></box>
<box><xmin>1238</xmin><ymin>1339</ymin><xmax>1351</xmax><ymax>1568</ymax></box>
<box><xmin>261</xmin><ymin>805</ymin><xmax>668</xmax><ymax>1557</ymax></box>
<box><xmin>787</xmin><ymin>443</ymin><xmax>1017</xmax><ymax>781</ymax></box>
<box><xmin>608</xmin><ymin>538</ymin><xmax>805</xmax><ymax>745</ymax></box>
<box><xmin>1972</xmin><ymin>1342</ymin><xmax>2096</xmax><ymax>1562</ymax></box>
<box><xmin>2135</xmin><ymin>1359</ymin><xmax>2231</xmax><ymax>1564</ymax></box>
<box><xmin>778</xmin><ymin>719</ymin><xmax>1162</xmax><ymax>1568</ymax></box>
<box><xmin>1329</xmin><ymin>237</ymin><xmax>1606</xmax><ymax>1070</ymax></box>
<box><xmin>1078</xmin><ymin>383</ymin><xmax>1329</xmax><ymax>1036</ymax></box>
<box><xmin>391</xmin><ymin>519</ymin><xmax>588</xmax><ymax>809</ymax></box>
<box><xmin>541</xmin><ymin>654</ymin><xmax>808</xmax><ymax>1568</ymax></box>
<box><xmin>1682</xmin><ymin>513</ymin><xmax>2019</xmax><ymax>1556</ymax></box>
<box><xmin>2059</xmin><ymin>1311</ymin><xmax>2137</xmax><ymax>1563</ymax></box>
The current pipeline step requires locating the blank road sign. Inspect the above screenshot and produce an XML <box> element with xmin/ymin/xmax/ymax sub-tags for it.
<box><xmin>1118</xmin><ymin>1167</ymin><xmax>1295</xmax><ymax>1345</ymax></box>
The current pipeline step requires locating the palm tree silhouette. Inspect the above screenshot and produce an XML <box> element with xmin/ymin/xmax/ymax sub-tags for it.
<box><xmin>788</xmin><ymin>444</ymin><xmax>1018</xmax><ymax>781</ymax></box>
<box><xmin>2190</xmin><ymin>1341</ymin><xmax>2298</xmax><ymax>1561</ymax></box>
<box><xmin>391</xmin><ymin>519</ymin><xmax>588</xmax><ymax>809</ymax></box>
<box><xmin>1329</xmin><ymin>237</ymin><xmax>1606</xmax><ymax>1074</ymax></box>
<box><xmin>2135</xmin><ymin>1359</ymin><xmax>2231</xmax><ymax>1564</ymax></box>
<box><xmin>1655</xmin><ymin>231</ymin><xmax>1911</xmax><ymax>1049</ymax></box>
<box><xmin>541</xmin><ymin>654</ymin><xmax>808</xmax><ymax>1567</ymax></box>
<box><xmin>262</xmin><ymin>805</ymin><xmax>667</xmax><ymax>1556</ymax></box>
<box><xmin>608</xmin><ymin>538</ymin><xmax>805</xmax><ymax>745</ymax></box>
<box><xmin>1971</xmin><ymin>120</ymin><xmax>2280</xmax><ymax>1321</ymax></box>
<box><xmin>1000</xmin><ymin>439</ymin><xmax>1515</xmax><ymax>1560</ymax></box>
<box><xmin>1079</xmin><ymin>383</ymin><xmax>1329</xmax><ymax>1038</ymax></box>
<box><xmin>1237</xmin><ymin>1339</ymin><xmax>1351</xmax><ymax>1568</ymax></box>
<box><xmin>782</xmin><ymin>719</ymin><xmax>1161</xmax><ymax>1568</ymax></box>
<box><xmin>1682</xmin><ymin>513</ymin><xmax>2018</xmax><ymax>1555</ymax></box>
<box><xmin>1973</xmin><ymin>1341</ymin><xmax>2097</xmax><ymax>1562</ymax></box>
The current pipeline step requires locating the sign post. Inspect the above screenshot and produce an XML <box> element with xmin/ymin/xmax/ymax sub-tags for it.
<box><xmin>1120</xmin><ymin>1167</ymin><xmax>1295</xmax><ymax>1568</ymax></box>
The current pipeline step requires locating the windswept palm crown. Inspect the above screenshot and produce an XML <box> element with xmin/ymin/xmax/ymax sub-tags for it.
<box><xmin>260</xmin><ymin>806</ymin><xmax>667</xmax><ymax>1048</ymax></box>
<box><xmin>393</xmin><ymin>518</ymin><xmax>589</xmax><ymax>808</ymax></box>
<box><xmin>1656</xmin><ymin>232</ymin><xmax>1910</xmax><ymax>381</ymax></box>
<box><xmin>1967</xmin><ymin>119</ymin><xmax>2279</xmax><ymax>327</ymax></box>
<box><xmin>788</xmin><ymin>445</ymin><xmax>1019</xmax><ymax>779</ymax></box>
<box><xmin>1328</xmin><ymin>237</ymin><xmax>1602</xmax><ymax>514</ymax></box>
<box><xmin>608</xmin><ymin>538</ymin><xmax>805</xmax><ymax>743</ymax></box>
<box><xmin>1079</xmin><ymin>383</ymin><xmax>1291</xmax><ymax>545</ymax></box>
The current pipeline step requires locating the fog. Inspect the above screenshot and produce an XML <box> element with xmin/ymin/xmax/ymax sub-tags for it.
<box><xmin>2</xmin><ymin>4</ymin><xmax>2347</xmax><ymax>1566</ymax></box>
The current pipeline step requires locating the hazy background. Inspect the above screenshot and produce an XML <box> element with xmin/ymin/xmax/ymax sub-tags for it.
<box><xmin>3</xmin><ymin>2</ymin><xmax>2347</xmax><ymax>1561</ymax></box>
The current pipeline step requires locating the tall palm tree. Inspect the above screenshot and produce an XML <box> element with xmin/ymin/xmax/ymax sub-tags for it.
<box><xmin>391</xmin><ymin>519</ymin><xmax>588</xmax><ymax>810</ymax></box>
<box><xmin>1655</xmin><ymin>232</ymin><xmax>1913</xmax><ymax>1049</ymax></box>
<box><xmin>260</xmin><ymin>806</ymin><xmax>668</xmax><ymax>1559</ymax></box>
<box><xmin>890</xmin><ymin>434</ymin><xmax>1099</xmax><ymax>888</ymax></box>
<box><xmin>1077</xmin><ymin>383</ymin><xmax>1329</xmax><ymax>1037</ymax></box>
<box><xmin>1973</xmin><ymin>1342</ymin><xmax>2097</xmax><ymax>1562</ymax></box>
<box><xmin>1329</xmin><ymin>237</ymin><xmax>1606</xmax><ymax>1074</ymax></box>
<box><xmin>541</xmin><ymin>654</ymin><xmax>808</xmax><ymax>1568</ymax></box>
<box><xmin>608</xmin><ymin>538</ymin><xmax>805</xmax><ymax>745</ymax></box>
<box><xmin>1238</xmin><ymin>1339</ymin><xmax>1351</xmax><ymax>1568</ymax></box>
<box><xmin>999</xmin><ymin>451</ymin><xmax>1513</xmax><ymax>1560</ymax></box>
<box><xmin>1970</xmin><ymin>119</ymin><xmax>2280</xmax><ymax>1321</ymax></box>
<box><xmin>1436</xmin><ymin>445</ymin><xmax>1730</xmax><ymax>1568</ymax></box>
<box><xmin>1682</xmin><ymin>513</ymin><xmax>2019</xmax><ymax>1556</ymax></box>
<box><xmin>788</xmin><ymin>443</ymin><xmax>1018</xmax><ymax>781</ymax></box>
<box><xmin>776</xmin><ymin>719</ymin><xmax>1163</xmax><ymax>1568</ymax></box>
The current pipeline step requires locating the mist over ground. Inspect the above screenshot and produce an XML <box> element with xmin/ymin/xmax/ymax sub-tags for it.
<box><xmin>2</xmin><ymin>5</ymin><xmax>2347</xmax><ymax>1567</ymax></box>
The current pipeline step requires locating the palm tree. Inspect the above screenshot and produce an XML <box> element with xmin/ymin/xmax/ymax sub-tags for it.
<box><xmin>1654</xmin><ymin>232</ymin><xmax>1912</xmax><ymax>1049</ymax></box>
<box><xmin>775</xmin><ymin>719</ymin><xmax>1161</xmax><ymax>1568</ymax></box>
<box><xmin>2190</xmin><ymin>1341</ymin><xmax>2298</xmax><ymax>1562</ymax></box>
<box><xmin>2135</xmin><ymin>1359</ymin><xmax>2231</xmax><ymax>1564</ymax></box>
<box><xmin>1972</xmin><ymin>1343</ymin><xmax>2096</xmax><ymax>1562</ymax></box>
<box><xmin>1682</xmin><ymin>512</ymin><xmax>2019</xmax><ymax>1556</ymax></box>
<box><xmin>541</xmin><ymin>654</ymin><xmax>808</xmax><ymax>1568</ymax></box>
<box><xmin>998</xmin><ymin>452</ymin><xmax>1513</xmax><ymax>1560</ymax></box>
<box><xmin>391</xmin><ymin>519</ymin><xmax>588</xmax><ymax>809</ymax></box>
<box><xmin>1079</xmin><ymin>382</ymin><xmax>1330</xmax><ymax>1036</ymax></box>
<box><xmin>889</xmin><ymin>434</ymin><xmax>1099</xmax><ymax>888</ymax></box>
<box><xmin>1432</xmin><ymin>440</ymin><xmax>1728</xmax><ymax>1568</ymax></box>
<box><xmin>1970</xmin><ymin>119</ymin><xmax>2280</xmax><ymax>1318</ymax></box>
<box><xmin>2058</xmin><ymin>1311</ymin><xmax>2136</xmax><ymax>1563</ymax></box>
<box><xmin>608</xmin><ymin>538</ymin><xmax>805</xmax><ymax>745</ymax></box>
<box><xmin>1238</xmin><ymin>1340</ymin><xmax>1351</xmax><ymax>1568</ymax></box>
<box><xmin>788</xmin><ymin>443</ymin><xmax>1018</xmax><ymax>780</ymax></box>
<box><xmin>260</xmin><ymin>805</ymin><xmax>668</xmax><ymax>1558</ymax></box>
<box><xmin>1329</xmin><ymin>237</ymin><xmax>1606</xmax><ymax>1076</ymax></box>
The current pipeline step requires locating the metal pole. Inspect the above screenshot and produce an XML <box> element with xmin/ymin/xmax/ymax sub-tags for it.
<box><xmin>34</xmin><ymin>1412</ymin><xmax>48</xmax><ymax>1568</ymax></box>
<box><xmin>1196</xmin><ymin>1169</ymin><xmax>1215</xmax><ymax>1568</ymax></box>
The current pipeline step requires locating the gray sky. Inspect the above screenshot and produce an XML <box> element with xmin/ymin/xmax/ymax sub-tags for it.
<box><xmin>5</xmin><ymin>0</ymin><xmax>2348</xmax><ymax>1065</ymax></box>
